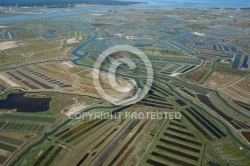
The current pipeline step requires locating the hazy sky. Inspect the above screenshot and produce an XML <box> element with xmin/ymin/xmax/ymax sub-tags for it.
<box><xmin>1</xmin><ymin>0</ymin><xmax>249</xmax><ymax>8</ymax></box>
<box><xmin>124</xmin><ymin>0</ymin><xmax>250</xmax><ymax>7</ymax></box>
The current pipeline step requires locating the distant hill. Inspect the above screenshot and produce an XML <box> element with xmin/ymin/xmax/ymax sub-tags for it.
<box><xmin>0</xmin><ymin>0</ymin><xmax>143</xmax><ymax>7</ymax></box>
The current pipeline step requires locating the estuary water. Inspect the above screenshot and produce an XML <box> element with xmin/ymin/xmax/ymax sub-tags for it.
<box><xmin>0</xmin><ymin>93</ymin><xmax>51</xmax><ymax>112</ymax></box>
<box><xmin>125</xmin><ymin>0</ymin><xmax>250</xmax><ymax>8</ymax></box>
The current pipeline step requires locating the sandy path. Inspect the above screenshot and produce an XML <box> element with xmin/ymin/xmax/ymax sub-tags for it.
<box><xmin>192</xmin><ymin>32</ymin><xmax>206</xmax><ymax>36</ymax></box>
<box><xmin>63</xmin><ymin>61</ymin><xmax>75</xmax><ymax>68</ymax></box>
<box><xmin>66</xmin><ymin>38</ymin><xmax>77</xmax><ymax>44</ymax></box>
<box><xmin>0</xmin><ymin>41</ymin><xmax>19</xmax><ymax>51</ymax></box>
<box><xmin>62</xmin><ymin>103</ymin><xmax>89</xmax><ymax>117</ymax></box>
<box><xmin>0</xmin><ymin>73</ymin><xmax>20</xmax><ymax>87</ymax></box>
<box><xmin>0</xmin><ymin>26</ymin><xmax>9</xmax><ymax>28</ymax></box>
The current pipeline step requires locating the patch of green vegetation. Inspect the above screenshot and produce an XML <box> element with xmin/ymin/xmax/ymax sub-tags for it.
<box><xmin>0</xmin><ymin>84</ymin><xmax>5</xmax><ymax>92</ymax></box>
<box><xmin>41</xmin><ymin>92</ymin><xmax>101</xmax><ymax>116</ymax></box>
<box><xmin>215</xmin><ymin>65</ymin><xmax>249</xmax><ymax>76</ymax></box>
<box><xmin>186</xmin><ymin>23</ymin><xmax>207</xmax><ymax>31</ymax></box>
<box><xmin>0</xmin><ymin>90</ymin><xmax>21</xmax><ymax>100</ymax></box>
<box><xmin>0</xmin><ymin>155</ymin><xmax>8</xmax><ymax>164</ymax></box>
<box><xmin>0</xmin><ymin>114</ymin><xmax>56</xmax><ymax>123</ymax></box>
<box><xmin>167</xmin><ymin>50</ymin><xmax>186</xmax><ymax>56</ymax></box>
<box><xmin>211</xmin><ymin>139</ymin><xmax>250</xmax><ymax>166</ymax></box>
<box><xmin>0</xmin><ymin>51</ymin><xmax>26</xmax><ymax>69</ymax></box>
<box><xmin>183</xmin><ymin>66</ymin><xmax>213</xmax><ymax>84</ymax></box>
